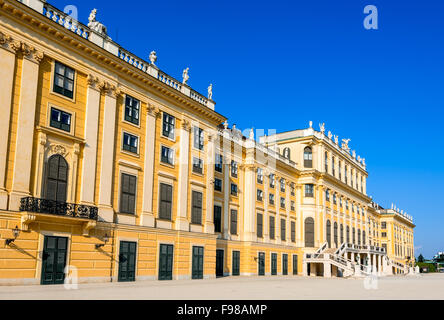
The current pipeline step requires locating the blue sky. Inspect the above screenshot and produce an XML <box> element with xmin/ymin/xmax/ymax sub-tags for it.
<box><xmin>50</xmin><ymin>0</ymin><xmax>444</xmax><ymax>258</ymax></box>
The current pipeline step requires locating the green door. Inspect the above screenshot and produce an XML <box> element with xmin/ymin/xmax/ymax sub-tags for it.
<box><xmin>118</xmin><ymin>241</ymin><xmax>137</xmax><ymax>282</ymax></box>
<box><xmin>258</xmin><ymin>252</ymin><xmax>265</xmax><ymax>276</ymax></box>
<box><xmin>232</xmin><ymin>251</ymin><xmax>240</xmax><ymax>276</ymax></box>
<box><xmin>271</xmin><ymin>253</ymin><xmax>277</xmax><ymax>275</ymax></box>
<box><xmin>192</xmin><ymin>246</ymin><xmax>204</xmax><ymax>279</ymax></box>
<box><xmin>41</xmin><ymin>236</ymin><xmax>68</xmax><ymax>285</ymax></box>
<box><xmin>283</xmin><ymin>254</ymin><xmax>288</xmax><ymax>275</ymax></box>
<box><xmin>293</xmin><ymin>254</ymin><xmax>298</xmax><ymax>275</ymax></box>
<box><xmin>159</xmin><ymin>244</ymin><xmax>174</xmax><ymax>280</ymax></box>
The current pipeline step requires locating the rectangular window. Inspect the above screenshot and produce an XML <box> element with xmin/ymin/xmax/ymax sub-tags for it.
<box><xmin>305</xmin><ymin>184</ymin><xmax>314</xmax><ymax>197</ymax></box>
<box><xmin>257</xmin><ymin>213</ymin><xmax>263</xmax><ymax>238</ymax></box>
<box><xmin>53</xmin><ymin>61</ymin><xmax>75</xmax><ymax>99</ymax></box>
<box><xmin>339</xmin><ymin>161</ymin><xmax>342</xmax><ymax>180</ymax></box>
<box><xmin>291</xmin><ymin>221</ymin><xmax>296</xmax><ymax>242</ymax></box>
<box><xmin>193</xmin><ymin>127</ymin><xmax>204</xmax><ymax>151</ymax></box>
<box><xmin>232</xmin><ymin>251</ymin><xmax>240</xmax><ymax>276</ymax></box>
<box><xmin>123</xmin><ymin>133</ymin><xmax>139</xmax><ymax>154</ymax></box>
<box><xmin>271</xmin><ymin>253</ymin><xmax>277</xmax><ymax>275</ymax></box>
<box><xmin>192</xmin><ymin>157</ymin><xmax>203</xmax><ymax>174</ymax></box>
<box><xmin>215</xmin><ymin>154</ymin><xmax>223</xmax><ymax>173</ymax></box>
<box><xmin>290</xmin><ymin>184</ymin><xmax>295</xmax><ymax>196</ymax></box>
<box><xmin>381</xmin><ymin>222</ymin><xmax>387</xmax><ymax>229</ymax></box>
<box><xmin>124</xmin><ymin>95</ymin><xmax>140</xmax><ymax>125</ymax></box>
<box><xmin>291</xmin><ymin>201</ymin><xmax>295</xmax><ymax>211</ymax></box>
<box><xmin>159</xmin><ymin>183</ymin><xmax>173</xmax><ymax>220</ymax></box>
<box><xmin>326</xmin><ymin>189</ymin><xmax>330</xmax><ymax>202</ymax></box>
<box><xmin>214</xmin><ymin>178</ymin><xmax>222</xmax><ymax>192</ymax></box>
<box><xmin>325</xmin><ymin>152</ymin><xmax>328</xmax><ymax>172</ymax></box>
<box><xmin>332</xmin><ymin>157</ymin><xmax>335</xmax><ymax>176</ymax></box>
<box><xmin>280</xmin><ymin>197</ymin><xmax>286</xmax><ymax>209</ymax></box>
<box><xmin>269</xmin><ymin>193</ymin><xmax>275</xmax><ymax>205</ymax></box>
<box><xmin>269</xmin><ymin>174</ymin><xmax>275</xmax><ymax>188</ymax></box>
<box><xmin>192</xmin><ymin>246</ymin><xmax>204</xmax><ymax>280</ymax></box>
<box><xmin>191</xmin><ymin>191</ymin><xmax>203</xmax><ymax>225</ymax></box>
<box><xmin>231</xmin><ymin>160</ymin><xmax>238</xmax><ymax>178</ymax></box>
<box><xmin>257</xmin><ymin>190</ymin><xmax>263</xmax><ymax>202</ymax></box>
<box><xmin>230</xmin><ymin>210</ymin><xmax>238</xmax><ymax>235</ymax></box>
<box><xmin>231</xmin><ymin>184</ymin><xmax>238</xmax><ymax>196</ymax></box>
<box><xmin>269</xmin><ymin>216</ymin><xmax>275</xmax><ymax>240</ymax></box>
<box><xmin>281</xmin><ymin>219</ymin><xmax>286</xmax><ymax>241</ymax></box>
<box><xmin>333</xmin><ymin>193</ymin><xmax>337</xmax><ymax>205</ymax></box>
<box><xmin>257</xmin><ymin>168</ymin><xmax>263</xmax><ymax>184</ymax></box>
<box><xmin>161</xmin><ymin>146</ymin><xmax>174</xmax><ymax>165</ymax></box>
<box><xmin>50</xmin><ymin>107</ymin><xmax>72</xmax><ymax>133</ymax></box>
<box><xmin>120</xmin><ymin>173</ymin><xmax>137</xmax><ymax>214</ymax></box>
<box><xmin>162</xmin><ymin>113</ymin><xmax>175</xmax><ymax>139</ymax></box>
<box><xmin>381</xmin><ymin>232</ymin><xmax>387</xmax><ymax>238</ymax></box>
<box><xmin>214</xmin><ymin>205</ymin><xmax>222</xmax><ymax>233</ymax></box>
<box><xmin>280</xmin><ymin>179</ymin><xmax>285</xmax><ymax>193</ymax></box>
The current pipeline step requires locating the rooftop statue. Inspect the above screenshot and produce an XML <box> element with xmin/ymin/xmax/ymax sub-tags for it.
<box><xmin>352</xmin><ymin>150</ymin><xmax>356</xmax><ymax>159</ymax></box>
<box><xmin>309</xmin><ymin>121</ymin><xmax>313</xmax><ymax>129</ymax></box>
<box><xmin>319</xmin><ymin>123</ymin><xmax>325</xmax><ymax>134</ymax></box>
<box><xmin>328</xmin><ymin>131</ymin><xmax>333</xmax><ymax>140</ymax></box>
<box><xmin>341</xmin><ymin>139</ymin><xmax>351</xmax><ymax>151</ymax></box>
<box><xmin>334</xmin><ymin>135</ymin><xmax>339</xmax><ymax>145</ymax></box>
<box><xmin>149</xmin><ymin>51</ymin><xmax>157</xmax><ymax>65</ymax></box>
<box><xmin>208</xmin><ymin>83</ymin><xmax>213</xmax><ymax>100</ymax></box>
<box><xmin>88</xmin><ymin>9</ymin><xmax>108</xmax><ymax>37</ymax></box>
<box><xmin>182</xmin><ymin>67</ymin><xmax>190</xmax><ymax>85</ymax></box>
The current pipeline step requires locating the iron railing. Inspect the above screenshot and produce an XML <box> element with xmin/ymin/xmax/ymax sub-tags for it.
<box><xmin>20</xmin><ymin>197</ymin><xmax>98</xmax><ymax>220</ymax></box>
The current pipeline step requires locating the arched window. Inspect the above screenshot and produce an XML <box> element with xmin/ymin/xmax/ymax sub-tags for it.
<box><xmin>352</xmin><ymin>227</ymin><xmax>356</xmax><ymax>244</ymax></box>
<box><xmin>334</xmin><ymin>222</ymin><xmax>338</xmax><ymax>247</ymax></box>
<box><xmin>346</xmin><ymin>226</ymin><xmax>350</xmax><ymax>243</ymax></box>
<box><xmin>304</xmin><ymin>147</ymin><xmax>313</xmax><ymax>168</ymax></box>
<box><xmin>45</xmin><ymin>155</ymin><xmax>68</xmax><ymax>203</ymax></box>
<box><xmin>324</xmin><ymin>152</ymin><xmax>328</xmax><ymax>172</ymax></box>
<box><xmin>358</xmin><ymin>229</ymin><xmax>361</xmax><ymax>245</ymax></box>
<box><xmin>305</xmin><ymin>217</ymin><xmax>315</xmax><ymax>248</ymax></box>
<box><xmin>363</xmin><ymin>231</ymin><xmax>366</xmax><ymax>245</ymax></box>
<box><xmin>340</xmin><ymin>224</ymin><xmax>344</xmax><ymax>244</ymax></box>
<box><xmin>326</xmin><ymin>220</ymin><xmax>331</xmax><ymax>248</ymax></box>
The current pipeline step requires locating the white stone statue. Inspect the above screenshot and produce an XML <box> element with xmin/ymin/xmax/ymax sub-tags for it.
<box><xmin>352</xmin><ymin>150</ymin><xmax>356</xmax><ymax>159</ymax></box>
<box><xmin>249</xmin><ymin>128</ymin><xmax>255</xmax><ymax>140</ymax></box>
<box><xmin>182</xmin><ymin>67</ymin><xmax>190</xmax><ymax>85</ymax></box>
<box><xmin>149</xmin><ymin>51</ymin><xmax>157</xmax><ymax>65</ymax></box>
<box><xmin>357</xmin><ymin>155</ymin><xmax>361</xmax><ymax>162</ymax></box>
<box><xmin>208</xmin><ymin>83</ymin><xmax>213</xmax><ymax>100</ymax></box>
<box><xmin>362</xmin><ymin>158</ymin><xmax>366</xmax><ymax>166</ymax></box>
<box><xmin>223</xmin><ymin>120</ymin><xmax>229</xmax><ymax>130</ymax></box>
<box><xmin>88</xmin><ymin>9</ymin><xmax>108</xmax><ymax>36</ymax></box>
<box><xmin>328</xmin><ymin>131</ymin><xmax>333</xmax><ymax>140</ymax></box>
<box><xmin>334</xmin><ymin>135</ymin><xmax>339</xmax><ymax>145</ymax></box>
<box><xmin>309</xmin><ymin>121</ymin><xmax>313</xmax><ymax>128</ymax></box>
<box><xmin>341</xmin><ymin>139</ymin><xmax>351</xmax><ymax>151</ymax></box>
<box><xmin>319</xmin><ymin>123</ymin><xmax>325</xmax><ymax>134</ymax></box>
<box><xmin>283</xmin><ymin>148</ymin><xmax>291</xmax><ymax>159</ymax></box>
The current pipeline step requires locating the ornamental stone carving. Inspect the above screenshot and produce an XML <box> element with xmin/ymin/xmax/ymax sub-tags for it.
<box><xmin>181</xmin><ymin>119</ymin><xmax>191</xmax><ymax>131</ymax></box>
<box><xmin>87</xmin><ymin>74</ymin><xmax>99</xmax><ymax>88</ymax></box>
<box><xmin>182</xmin><ymin>67</ymin><xmax>190</xmax><ymax>85</ymax></box>
<box><xmin>319</xmin><ymin>123</ymin><xmax>325</xmax><ymax>134</ymax></box>
<box><xmin>147</xmin><ymin>104</ymin><xmax>160</xmax><ymax>118</ymax></box>
<box><xmin>88</xmin><ymin>9</ymin><xmax>109</xmax><ymax>37</ymax></box>
<box><xmin>149</xmin><ymin>51</ymin><xmax>157</xmax><ymax>65</ymax></box>
<box><xmin>20</xmin><ymin>43</ymin><xmax>44</xmax><ymax>63</ymax></box>
<box><xmin>49</xmin><ymin>144</ymin><xmax>69</xmax><ymax>157</ymax></box>
<box><xmin>207</xmin><ymin>83</ymin><xmax>213</xmax><ymax>100</ymax></box>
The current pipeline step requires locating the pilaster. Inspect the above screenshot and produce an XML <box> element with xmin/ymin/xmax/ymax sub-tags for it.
<box><xmin>175</xmin><ymin>119</ymin><xmax>190</xmax><ymax>231</ymax></box>
<box><xmin>204</xmin><ymin>133</ymin><xmax>216</xmax><ymax>234</ymax></box>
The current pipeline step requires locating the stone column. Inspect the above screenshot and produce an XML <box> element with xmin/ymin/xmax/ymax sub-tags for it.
<box><xmin>9</xmin><ymin>44</ymin><xmax>44</xmax><ymax>211</ymax></box>
<box><xmin>0</xmin><ymin>34</ymin><xmax>19</xmax><ymax>209</ymax></box>
<box><xmin>223</xmin><ymin>160</ymin><xmax>230</xmax><ymax>238</ymax></box>
<box><xmin>204</xmin><ymin>132</ymin><xmax>216</xmax><ymax>234</ymax></box>
<box><xmin>141</xmin><ymin>105</ymin><xmax>159</xmax><ymax>227</ymax></box>
<box><xmin>98</xmin><ymin>84</ymin><xmax>119</xmax><ymax>222</ymax></box>
<box><xmin>80</xmin><ymin>75</ymin><xmax>101</xmax><ymax>205</ymax></box>
<box><xmin>372</xmin><ymin>254</ymin><xmax>377</xmax><ymax>275</ymax></box>
<box><xmin>242</xmin><ymin>163</ymin><xmax>256</xmax><ymax>241</ymax></box>
<box><xmin>324</xmin><ymin>261</ymin><xmax>331</xmax><ymax>278</ymax></box>
<box><xmin>378</xmin><ymin>254</ymin><xmax>382</xmax><ymax>275</ymax></box>
<box><xmin>175</xmin><ymin>120</ymin><xmax>190</xmax><ymax>231</ymax></box>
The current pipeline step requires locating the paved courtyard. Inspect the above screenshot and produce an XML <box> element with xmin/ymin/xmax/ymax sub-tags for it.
<box><xmin>1</xmin><ymin>274</ymin><xmax>444</xmax><ymax>300</ymax></box>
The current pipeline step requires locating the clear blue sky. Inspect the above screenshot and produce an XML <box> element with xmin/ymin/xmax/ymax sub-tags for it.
<box><xmin>50</xmin><ymin>0</ymin><xmax>444</xmax><ymax>258</ymax></box>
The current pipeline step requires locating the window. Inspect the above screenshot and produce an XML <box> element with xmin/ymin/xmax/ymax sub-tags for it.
<box><xmin>291</xmin><ymin>221</ymin><xmax>296</xmax><ymax>242</ymax></box>
<box><xmin>325</xmin><ymin>152</ymin><xmax>328</xmax><ymax>172</ymax></box>
<box><xmin>281</xmin><ymin>219</ymin><xmax>286</xmax><ymax>241</ymax></box>
<box><xmin>159</xmin><ymin>183</ymin><xmax>173</xmax><ymax>220</ymax></box>
<box><xmin>120</xmin><ymin>173</ymin><xmax>137</xmax><ymax>214</ymax></box>
<box><xmin>290</xmin><ymin>183</ymin><xmax>295</xmax><ymax>196</ymax></box>
<box><xmin>123</xmin><ymin>133</ymin><xmax>139</xmax><ymax>154</ymax></box>
<box><xmin>381</xmin><ymin>222</ymin><xmax>387</xmax><ymax>229</ymax></box>
<box><xmin>45</xmin><ymin>155</ymin><xmax>68</xmax><ymax>202</ymax></box>
<box><xmin>351</xmin><ymin>170</ymin><xmax>354</xmax><ymax>187</ymax></box>
<box><xmin>345</xmin><ymin>165</ymin><xmax>348</xmax><ymax>184</ymax></box>
<box><xmin>53</xmin><ymin>61</ymin><xmax>75</xmax><ymax>99</ymax></box>
<box><xmin>333</xmin><ymin>193</ymin><xmax>337</xmax><ymax>205</ymax></box>
<box><xmin>280</xmin><ymin>179</ymin><xmax>285</xmax><ymax>192</ymax></box>
<box><xmin>257</xmin><ymin>168</ymin><xmax>264</xmax><ymax>184</ymax></box>
<box><xmin>361</xmin><ymin>177</ymin><xmax>363</xmax><ymax>193</ymax></box>
<box><xmin>304</xmin><ymin>217</ymin><xmax>315</xmax><ymax>247</ymax></box>
<box><xmin>269</xmin><ymin>216</ymin><xmax>275</xmax><ymax>240</ymax></box>
<box><xmin>192</xmin><ymin>157</ymin><xmax>203</xmax><ymax>174</ymax></box>
<box><xmin>191</xmin><ymin>191</ymin><xmax>203</xmax><ymax>225</ymax></box>
<box><xmin>326</xmin><ymin>220</ymin><xmax>331</xmax><ymax>248</ymax></box>
<box><xmin>291</xmin><ymin>201</ymin><xmax>295</xmax><ymax>211</ymax></box>
<box><xmin>282</xmin><ymin>254</ymin><xmax>288</xmax><ymax>275</ymax></box>
<box><xmin>230</xmin><ymin>209</ymin><xmax>238</xmax><ymax>235</ymax></box>
<box><xmin>346</xmin><ymin>200</ymin><xmax>349</xmax><ymax>210</ymax></box>
<box><xmin>124</xmin><ymin>95</ymin><xmax>140</xmax><ymax>125</ymax></box>
<box><xmin>232</xmin><ymin>251</ymin><xmax>240</xmax><ymax>276</ymax></box>
<box><xmin>50</xmin><ymin>107</ymin><xmax>71</xmax><ymax>133</ymax></box>
<box><xmin>352</xmin><ymin>203</ymin><xmax>355</xmax><ymax>213</ymax></box>
<box><xmin>231</xmin><ymin>184</ymin><xmax>238</xmax><ymax>196</ymax></box>
<box><xmin>269</xmin><ymin>174</ymin><xmax>275</xmax><ymax>188</ymax></box>
<box><xmin>339</xmin><ymin>161</ymin><xmax>342</xmax><ymax>180</ymax></box>
<box><xmin>332</xmin><ymin>157</ymin><xmax>335</xmax><ymax>176</ymax></box>
<box><xmin>161</xmin><ymin>146</ymin><xmax>174</xmax><ymax>165</ymax></box>
<box><xmin>257</xmin><ymin>189</ymin><xmax>263</xmax><ymax>202</ymax></box>
<box><xmin>381</xmin><ymin>232</ymin><xmax>387</xmax><ymax>238</ymax></box>
<box><xmin>305</xmin><ymin>184</ymin><xmax>314</xmax><ymax>197</ymax></box>
<box><xmin>280</xmin><ymin>197</ymin><xmax>286</xmax><ymax>209</ymax></box>
<box><xmin>269</xmin><ymin>193</ymin><xmax>275</xmax><ymax>205</ymax></box>
<box><xmin>231</xmin><ymin>160</ymin><xmax>238</xmax><ymax>178</ymax></box>
<box><xmin>193</xmin><ymin>127</ymin><xmax>204</xmax><ymax>150</ymax></box>
<box><xmin>215</xmin><ymin>154</ymin><xmax>223</xmax><ymax>173</ymax></box>
<box><xmin>257</xmin><ymin>213</ymin><xmax>263</xmax><ymax>238</ymax></box>
<box><xmin>214</xmin><ymin>205</ymin><xmax>222</xmax><ymax>233</ymax></box>
<box><xmin>355</xmin><ymin>173</ymin><xmax>358</xmax><ymax>189</ymax></box>
<box><xmin>271</xmin><ymin>253</ymin><xmax>278</xmax><ymax>275</ymax></box>
<box><xmin>326</xmin><ymin>189</ymin><xmax>330</xmax><ymax>202</ymax></box>
<box><xmin>304</xmin><ymin>147</ymin><xmax>313</xmax><ymax>168</ymax></box>
<box><xmin>162</xmin><ymin>113</ymin><xmax>175</xmax><ymax>139</ymax></box>
<box><xmin>339</xmin><ymin>197</ymin><xmax>343</xmax><ymax>208</ymax></box>
<box><xmin>214</xmin><ymin>178</ymin><xmax>222</xmax><ymax>192</ymax></box>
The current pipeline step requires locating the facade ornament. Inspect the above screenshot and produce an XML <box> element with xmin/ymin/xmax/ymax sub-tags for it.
<box><xmin>362</xmin><ymin>158</ymin><xmax>366</xmax><ymax>167</ymax></box>
<box><xmin>147</xmin><ymin>104</ymin><xmax>160</xmax><ymax>118</ymax></box>
<box><xmin>223</xmin><ymin>120</ymin><xmax>229</xmax><ymax>130</ymax></box>
<box><xmin>182</xmin><ymin>67</ymin><xmax>190</xmax><ymax>85</ymax></box>
<box><xmin>88</xmin><ymin>9</ymin><xmax>109</xmax><ymax>37</ymax></box>
<box><xmin>50</xmin><ymin>144</ymin><xmax>68</xmax><ymax>157</ymax></box>
<box><xmin>341</xmin><ymin>139</ymin><xmax>351</xmax><ymax>152</ymax></box>
<box><xmin>108</xmin><ymin>84</ymin><xmax>122</xmax><ymax>98</ymax></box>
<box><xmin>352</xmin><ymin>150</ymin><xmax>356</xmax><ymax>159</ymax></box>
<box><xmin>33</xmin><ymin>50</ymin><xmax>44</xmax><ymax>63</ymax></box>
<box><xmin>97</xmin><ymin>80</ymin><xmax>109</xmax><ymax>93</ymax></box>
<box><xmin>319</xmin><ymin>123</ymin><xmax>325</xmax><ymax>134</ymax></box>
<box><xmin>334</xmin><ymin>135</ymin><xmax>339</xmax><ymax>145</ymax></box>
<box><xmin>207</xmin><ymin>83</ymin><xmax>213</xmax><ymax>100</ymax></box>
<box><xmin>309</xmin><ymin>121</ymin><xmax>313</xmax><ymax>129</ymax></box>
<box><xmin>249</xmin><ymin>128</ymin><xmax>255</xmax><ymax>140</ymax></box>
<box><xmin>9</xmin><ymin>40</ymin><xmax>22</xmax><ymax>53</ymax></box>
<box><xmin>328</xmin><ymin>131</ymin><xmax>333</xmax><ymax>140</ymax></box>
<box><xmin>149</xmin><ymin>51</ymin><xmax>157</xmax><ymax>65</ymax></box>
<box><xmin>357</xmin><ymin>155</ymin><xmax>361</xmax><ymax>163</ymax></box>
<box><xmin>181</xmin><ymin>119</ymin><xmax>191</xmax><ymax>131</ymax></box>
<box><xmin>283</xmin><ymin>147</ymin><xmax>291</xmax><ymax>160</ymax></box>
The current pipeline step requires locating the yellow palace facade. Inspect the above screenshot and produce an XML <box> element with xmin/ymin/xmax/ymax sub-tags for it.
<box><xmin>0</xmin><ymin>0</ymin><xmax>415</xmax><ymax>285</ymax></box>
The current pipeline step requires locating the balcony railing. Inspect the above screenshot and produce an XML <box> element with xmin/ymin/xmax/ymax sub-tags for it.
<box><xmin>20</xmin><ymin>197</ymin><xmax>98</xmax><ymax>220</ymax></box>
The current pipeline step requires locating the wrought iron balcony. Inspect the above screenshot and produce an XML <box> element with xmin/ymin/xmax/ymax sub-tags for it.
<box><xmin>20</xmin><ymin>197</ymin><xmax>98</xmax><ymax>221</ymax></box>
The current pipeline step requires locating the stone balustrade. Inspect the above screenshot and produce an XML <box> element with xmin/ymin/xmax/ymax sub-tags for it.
<box><xmin>43</xmin><ymin>3</ymin><xmax>90</xmax><ymax>39</ymax></box>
